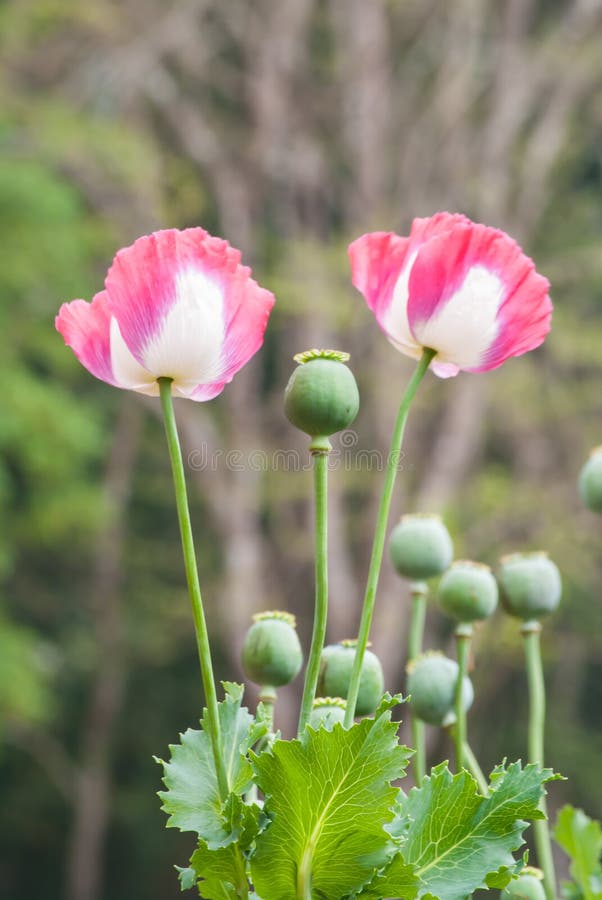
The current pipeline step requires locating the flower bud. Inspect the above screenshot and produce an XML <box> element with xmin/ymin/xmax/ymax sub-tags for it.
<box><xmin>406</xmin><ymin>652</ymin><xmax>473</xmax><ymax>726</ymax></box>
<box><xmin>389</xmin><ymin>514</ymin><xmax>453</xmax><ymax>581</ymax></box>
<box><xmin>579</xmin><ymin>446</ymin><xmax>602</xmax><ymax>514</ymax></box>
<box><xmin>437</xmin><ymin>560</ymin><xmax>498</xmax><ymax>623</ymax></box>
<box><xmin>498</xmin><ymin>552</ymin><xmax>561</xmax><ymax>621</ymax></box>
<box><xmin>502</xmin><ymin>869</ymin><xmax>546</xmax><ymax>900</ymax></box>
<box><xmin>317</xmin><ymin>640</ymin><xmax>384</xmax><ymax>716</ymax></box>
<box><xmin>284</xmin><ymin>350</ymin><xmax>360</xmax><ymax>440</ymax></box>
<box><xmin>242</xmin><ymin>611</ymin><xmax>303</xmax><ymax>688</ymax></box>
<box><xmin>309</xmin><ymin>697</ymin><xmax>346</xmax><ymax>731</ymax></box>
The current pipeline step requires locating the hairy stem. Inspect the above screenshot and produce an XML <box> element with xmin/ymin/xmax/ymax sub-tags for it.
<box><xmin>159</xmin><ymin>378</ymin><xmax>228</xmax><ymax>800</ymax></box>
<box><xmin>522</xmin><ymin>621</ymin><xmax>557</xmax><ymax>900</ymax></box>
<box><xmin>344</xmin><ymin>349</ymin><xmax>435</xmax><ymax>727</ymax></box>
<box><xmin>298</xmin><ymin>447</ymin><xmax>330</xmax><ymax>735</ymax></box>
<box><xmin>408</xmin><ymin>581</ymin><xmax>428</xmax><ymax>782</ymax></box>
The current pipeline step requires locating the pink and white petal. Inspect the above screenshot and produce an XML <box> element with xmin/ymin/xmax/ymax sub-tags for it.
<box><xmin>349</xmin><ymin>232</ymin><xmax>410</xmax><ymax>316</ymax></box>
<box><xmin>104</xmin><ymin>230</ymin><xmax>183</xmax><ymax>362</ymax></box>
<box><xmin>104</xmin><ymin>228</ymin><xmax>233</xmax><ymax>366</ymax></box>
<box><xmin>104</xmin><ymin>228</ymin><xmax>274</xmax><ymax>393</ymax></box>
<box><xmin>55</xmin><ymin>292</ymin><xmax>117</xmax><ymax>386</ymax></box>
<box><xmin>186</xmin><ymin>380</ymin><xmax>229</xmax><ymax>402</ymax></box>
<box><xmin>109</xmin><ymin>317</ymin><xmax>158</xmax><ymax>393</ymax></box>
<box><xmin>217</xmin><ymin>268</ymin><xmax>275</xmax><ymax>383</ymax></box>
<box><xmin>407</xmin><ymin>211</ymin><xmax>471</xmax><ymax>245</ymax></box>
<box><xmin>475</xmin><ymin>267</ymin><xmax>551</xmax><ymax>372</ymax></box>
<box><xmin>431</xmin><ymin>359</ymin><xmax>461</xmax><ymax>378</ymax></box>
<box><xmin>407</xmin><ymin>224</ymin><xmax>540</xmax><ymax>370</ymax></box>
<box><xmin>349</xmin><ymin>215</ymin><xmax>470</xmax><ymax>356</ymax></box>
<box><xmin>349</xmin><ymin>232</ymin><xmax>418</xmax><ymax>354</ymax></box>
<box><xmin>139</xmin><ymin>266</ymin><xmax>226</xmax><ymax>387</ymax></box>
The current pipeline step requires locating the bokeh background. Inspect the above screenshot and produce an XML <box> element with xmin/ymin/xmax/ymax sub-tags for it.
<box><xmin>2</xmin><ymin>1</ymin><xmax>602</xmax><ymax>898</ymax></box>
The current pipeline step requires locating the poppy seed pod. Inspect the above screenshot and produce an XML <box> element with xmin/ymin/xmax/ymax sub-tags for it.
<box><xmin>579</xmin><ymin>446</ymin><xmax>602</xmax><ymax>514</ymax></box>
<box><xmin>317</xmin><ymin>640</ymin><xmax>384</xmax><ymax>716</ymax></box>
<box><xmin>309</xmin><ymin>697</ymin><xmax>347</xmax><ymax>731</ymax></box>
<box><xmin>284</xmin><ymin>350</ymin><xmax>360</xmax><ymax>440</ymax></box>
<box><xmin>242</xmin><ymin>611</ymin><xmax>303</xmax><ymax>688</ymax></box>
<box><xmin>498</xmin><ymin>552</ymin><xmax>561</xmax><ymax>621</ymax></box>
<box><xmin>406</xmin><ymin>652</ymin><xmax>474</xmax><ymax>726</ymax></box>
<box><xmin>502</xmin><ymin>869</ymin><xmax>546</xmax><ymax>900</ymax></box>
<box><xmin>437</xmin><ymin>560</ymin><xmax>498</xmax><ymax>623</ymax></box>
<box><xmin>389</xmin><ymin>514</ymin><xmax>453</xmax><ymax>581</ymax></box>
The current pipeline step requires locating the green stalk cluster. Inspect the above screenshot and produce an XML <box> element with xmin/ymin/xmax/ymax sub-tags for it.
<box><xmin>160</xmin><ymin>350</ymin><xmax>566</xmax><ymax>900</ymax></box>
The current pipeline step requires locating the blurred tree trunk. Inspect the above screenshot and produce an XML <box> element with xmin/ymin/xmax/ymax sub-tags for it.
<box><xmin>66</xmin><ymin>398</ymin><xmax>142</xmax><ymax>900</ymax></box>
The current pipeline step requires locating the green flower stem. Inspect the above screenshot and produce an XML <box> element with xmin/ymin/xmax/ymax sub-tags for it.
<box><xmin>408</xmin><ymin>581</ymin><xmax>428</xmax><ymax>783</ymax></box>
<box><xmin>158</xmin><ymin>378</ymin><xmax>229</xmax><ymax>801</ymax></box>
<box><xmin>522</xmin><ymin>620</ymin><xmax>557</xmax><ymax>900</ymax></box>
<box><xmin>454</xmin><ymin>623</ymin><xmax>472</xmax><ymax>772</ymax></box>
<box><xmin>344</xmin><ymin>349</ymin><xmax>435</xmax><ymax>727</ymax></box>
<box><xmin>446</xmin><ymin>723</ymin><xmax>489</xmax><ymax>795</ymax></box>
<box><xmin>463</xmin><ymin>740</ymin><xmax>489</xmax><ymax>796</ymax></box>
<box><xmin>298</xmin><ymin>445</ymin><xmax>330</xmax><ymax>735</ymax></box>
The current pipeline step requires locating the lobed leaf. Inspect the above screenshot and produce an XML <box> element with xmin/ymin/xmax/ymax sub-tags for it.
<box><xmin>353</xmin><ymin>853</ymin><xmax>420</xmax><ymax>899</ymax></box>
<box><xmin>156</xmin><ymin>682</ymin><xmax>266</xmax><ymax>847</ymax></box>
<box><xmin>251</xmin><ymin>698</ymin><xmax>411</xmax><ymax>900</ymax></box>
<box><xmin>395</xmin><ymin>761</ymin><xmax>556</xmax><ymax>900</ymax></box>
<box><xmin>188</xmin><ymin>842</ymin><xmax>249</xmax><ymax>900</ymax></box>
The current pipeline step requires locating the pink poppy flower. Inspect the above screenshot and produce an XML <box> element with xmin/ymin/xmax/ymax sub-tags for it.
<box><xmin>56</xmin><ymin>228</ymin><xmax>275</xmax><ymax>400</ymax></box>
<box><xmin>349</xmin><ymin>212</ymin><xmax>552</xmax><ymax>378</ymax></box>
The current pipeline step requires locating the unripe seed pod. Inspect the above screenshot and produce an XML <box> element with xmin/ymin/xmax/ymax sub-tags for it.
<box><xmin>242</xmin><ymin>611</ymin><xmax>303</xmax><ymax>688</ymax></box>
<box><xmin>406</xmin><ymin>652</ymin><xmax>474</xmax><ymax>726</ymax></box>
<box><xmin>498</xmin><ymin>552</ymin><xmax>561</xmax><ymax>621</ymax></box>
<box><xmin>389</xmin><ymin>514</ymin><xmax>453</xmax><ymax>581</ymax></box>
<box><xmin>579</xmin><ymin>446</ymin><xmax>602</xmax><ymax>514</ymax></box>
<box><xmin>437</xmin><ymin>560</ymin><xmax>498</xmax><ymax>623</ymax></box>
<box><xmin>317</xmin><ymin>640</ymin><xmax>384</xmax><ymax>716</ymax></box>
<box><xmin>309</xmin><ymin>697</ymin><xmax>346</xmax><ymax>731</ymax></box>
<box><xmin>502</xmin><ymin>869</ymin><xmax>546</xmax><ymax>900</ymax></box>
<box><xmin>284</xmin><ymin>350</ymin><xmax>359</xmax><ymax>439</ymax></box>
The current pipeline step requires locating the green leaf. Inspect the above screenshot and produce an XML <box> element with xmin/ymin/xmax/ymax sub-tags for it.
<box><xmin>176</xmin><ymin>867</ymin><xmax>197</xmax><ymax>892</ymax></box>
<box><xmin>222</xmin><ymin>795</ymin><xmax>262</xmax><ymax>851</ymax></box>
<box><xmin>251</xmin><ymin>699</ymin><xmax>411</xmax><ymax>900</ymax></box>
<box><xmin>156</xmin><ymin>683</ymin><xmax>266</xmax><ymax>846</ymax></box>
<box><xmin>354</xmin><ymin>852</ymin><xmax>420</xmax><ymax>899</ymax></box>
<box><xmin>554</xmin><ymin>805</ymin><xmax>602</xmax><ymax>900</ymax></box>
<box><xmin>484</xmin><ymin>853</ymin><xmax>527</xmax><ymax>891</ymax></box>
<box><xmin>188</xmin><ymin>842</ymin><xmax>249</xmax><ymax>900</ymax></box>
<box><xmin>397</xmin><ymin>761</ymin><xmax>556</xmax><ymax>900</ymax></box>
<box><xmin>180</xmin><ymin>800</ymin><xmax>260</xmax><ymax>898</ymax></box>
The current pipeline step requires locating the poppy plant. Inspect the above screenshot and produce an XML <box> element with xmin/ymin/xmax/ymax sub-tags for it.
<box><xmin>349</xmin><ymin>212</ymin><xmax>552</xmax><ymax>377</ymax></box>
<box><xmin>57</xmin><ymin>227</ymin><xmax>275</xmax><ymax>801</ymax></box>
<box><xmin>56</xmin><ymin>227</ymin><xmax>275</xmax><ymax>399</ymax></box>
<box><xmin>53</xmin><ymin>218</ymin><xmax>566</xmax><ymax>900</ymax></box>
<box><xmin>342</xmin><ymin>213</ymin><xmax>551</xmax><ymax>732</ymax></box>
